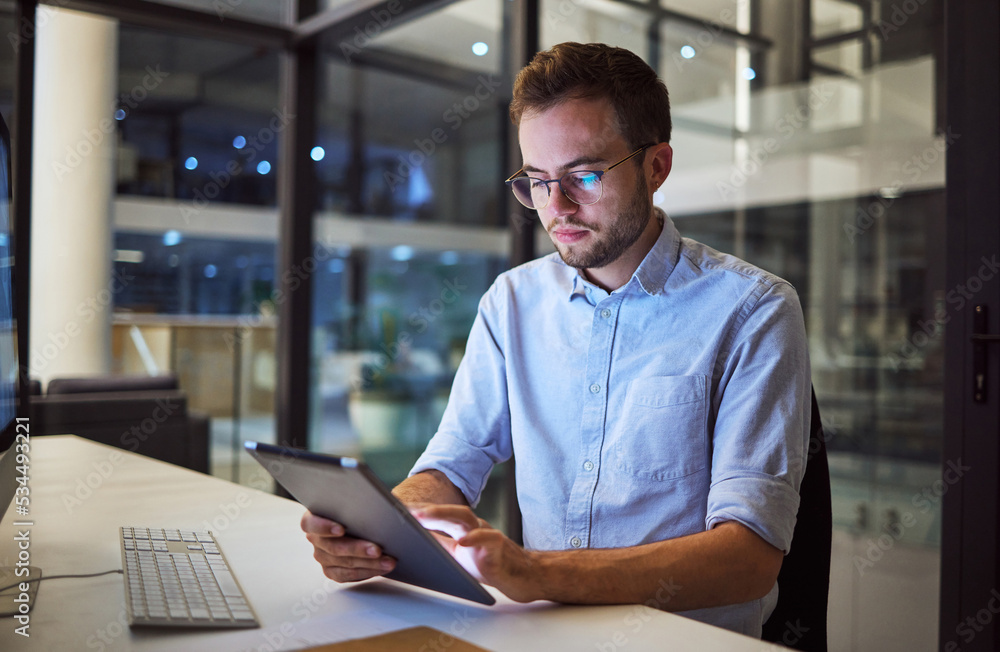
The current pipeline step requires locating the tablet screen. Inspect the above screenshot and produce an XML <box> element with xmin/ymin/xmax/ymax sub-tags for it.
<box><xmin>245</xmin><ymin>441</ymin><xmax>495</xmax><ymax>606</ymax></box>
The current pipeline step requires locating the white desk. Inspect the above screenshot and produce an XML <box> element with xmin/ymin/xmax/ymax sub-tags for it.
<box><xmin>1</xmin><ymin>436</ymin><xmax>783</xmax><ymax>651</ymax></box>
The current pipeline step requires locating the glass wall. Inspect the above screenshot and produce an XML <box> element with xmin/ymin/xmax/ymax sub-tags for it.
<box><xmin>116</xmin><ymin>26</ymin><xmax>281</xmax><ymax>205</ymax></box>
<box><xmin>308</xmin><ymin>0</ymin><xmax>511</xmax><ymax>526</ymax></box>
<box><xmin>543</xmin><ymin>0</ymin><xmax>945</xmax><ymax>650</ymax></box>
<box><xmin>0</xmin><ymin>11</ymin><xmax>13</xmax><ymax>125</ymax></box>
<box><xmin>110</xmin><ymin>23</ymin><xmax>283</xmax><ymax>481</ymax></box>
<box><xmin>18</xmin><ymin>0</ymin><xmax>950</xmax><ymax>646</ymax></box>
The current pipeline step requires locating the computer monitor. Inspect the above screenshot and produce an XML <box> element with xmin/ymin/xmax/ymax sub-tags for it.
<box><xmin>0</xmin><ymin>112</ymin><xmax>36</xmax><ymax>620</ymax></box>
<box><xmin>0</xmin><ymin>110</ymin><xmax>18</xmax><ymax>513</ymax></box>
<box><xmin>0</xmin><ymin>111</ymin><xmax>15</xmax><ymax>452</ymax></box>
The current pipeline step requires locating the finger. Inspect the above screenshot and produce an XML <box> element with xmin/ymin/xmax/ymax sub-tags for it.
<box><xmin>429</xmin><ymin>530</ymin><xmax>459</xmax><ymax>553</ymax></box>
<box><xmin>309</xmin><ymin>534</ymin><xmax>383</xmax><ymax>559</ymax></box>
<box><xmin>412</xmin><ymin>505</ymin><xmax>481</xmax><ymax>531</ymax></box>
<box><xmin>414</xmin><ymin>513</ymin><xmax>477</xmax><ymax>541</ymax></box>
<box><xmin>301</xmin><ymin>511</ymin><xmax>345</xmax><ymax>536</ymax></box>
<box><xmin>314</xmin><ymin>547</ymin><xmax>396</xmax><ymax>572</ymax></box>
<box><xmin>324</xmin><ymin>564</ymin><xmax>394</xmax><ymax>583</ymax></box>
<box><xmin>457</xmin><ymin>528</ymin><xmax>504</xmax><ymax>547</ymax></box>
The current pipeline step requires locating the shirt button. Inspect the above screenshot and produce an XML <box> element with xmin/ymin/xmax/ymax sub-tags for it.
<box><xmin>583</xmin><ymin>460</ymin><xmax>594</xmax><ymax>471</ymax></box>
<box><xmin>570</xmin><ymin>537</ymin><xmax>582</xmax><ymax>548</ymax></box>
<box><xmin>600</xmin><ymin>308</ymin><xmax>612</xmax><ymax>319</ymax></box>
<box><xmin>589</xmin><ymin>383</ymin><xmax>601</xmax><ymax>394</ymax></box>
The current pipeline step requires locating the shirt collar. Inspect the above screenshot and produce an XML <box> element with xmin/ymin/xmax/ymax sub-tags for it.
<box><xmin>563</xmin><ymin>208</ymin><xmax>680</xmax><ymax>301</ymax></box>
<box><xmin>632</xmin><ymin>209</ymin><xmax>680</xmax><ymax>296</ymax></box>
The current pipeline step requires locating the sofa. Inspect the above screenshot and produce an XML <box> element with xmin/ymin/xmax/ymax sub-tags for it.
<box><xmin>30</xmin><ymin>374</ymin><xmax>211</xmax><ymax>473</ymax></box>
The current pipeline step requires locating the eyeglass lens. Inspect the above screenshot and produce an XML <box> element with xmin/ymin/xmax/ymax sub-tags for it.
<box><xmin>510</xmin><ymin>171</ymin><xmax>602</xmax><ymax>209</ymax></box>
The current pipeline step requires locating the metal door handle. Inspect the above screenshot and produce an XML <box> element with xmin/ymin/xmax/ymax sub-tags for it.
<box><xmin>971</xmin><ymin>305</ymin><xmax>1000</xmax><ymax>402</ymax></box>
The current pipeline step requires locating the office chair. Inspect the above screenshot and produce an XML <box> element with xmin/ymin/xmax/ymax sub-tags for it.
<box><xmin>761</xmin><ymin>387</ymin><xmax>832</xmax><ymax>651</ymax></box>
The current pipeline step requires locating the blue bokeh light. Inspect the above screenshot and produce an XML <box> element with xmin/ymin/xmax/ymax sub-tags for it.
<box><xmin>391</xmin><ymin>245</ymin><xmax>414</xmax><ymax>262</ymax></box>
<box><xmin>163</xmin><ymin>230</ymin><xmax>182</xmax><ymax>247</ymax></box>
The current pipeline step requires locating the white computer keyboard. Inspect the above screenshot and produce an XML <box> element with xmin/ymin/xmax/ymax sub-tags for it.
<box><xmin>120</xmin><ymin>526</ymin><xmax>259</xmax><ymax>628</ymax></box>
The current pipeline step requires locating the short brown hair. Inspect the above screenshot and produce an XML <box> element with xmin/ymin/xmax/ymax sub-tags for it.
<box><xmin>509</xmin><ymin>42</ymin><xmax>672</xmax><ymax>148</ymax></box>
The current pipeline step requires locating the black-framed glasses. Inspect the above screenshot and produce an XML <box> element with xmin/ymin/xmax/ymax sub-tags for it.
<box><xmin>504</xmin><ymin>144</ymin><xmax>654</xmax><ymax>210</ymax></box>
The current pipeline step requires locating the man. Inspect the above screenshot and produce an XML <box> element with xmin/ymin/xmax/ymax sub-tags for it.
<box><xmin>302</xmin><ymin>42</ymin><xmax>810</xmax><ymax>637</ymax></box>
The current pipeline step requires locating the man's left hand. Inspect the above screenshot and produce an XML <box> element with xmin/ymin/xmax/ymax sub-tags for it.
<box><xmin>411</xmin><ymin>504</ymin><xmax>541</xmax><ymax>603</ymax></box>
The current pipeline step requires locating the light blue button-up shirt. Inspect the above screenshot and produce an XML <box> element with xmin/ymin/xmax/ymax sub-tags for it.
<box><xmin>410</xmin><ymin>212</ymin><xmax>811</xmax><ymax>637</ymax></box>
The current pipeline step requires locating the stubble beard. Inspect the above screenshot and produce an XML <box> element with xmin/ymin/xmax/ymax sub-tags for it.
<box><xmin>551</xmin><ymin>174</ymin><xmax>652</xmax><ymax>270</ymax></box>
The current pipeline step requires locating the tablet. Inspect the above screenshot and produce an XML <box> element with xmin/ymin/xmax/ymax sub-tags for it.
<box><xmin>244</xmin><ymin>441</ymin><xmax>495</xmax><ymax>606</ymax></box>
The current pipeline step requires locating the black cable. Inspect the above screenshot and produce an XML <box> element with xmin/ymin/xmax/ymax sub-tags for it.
<box><xmin>0</xmin><ymin>569</ymin><xmax>123</xmax><ymax>594</ymax></box>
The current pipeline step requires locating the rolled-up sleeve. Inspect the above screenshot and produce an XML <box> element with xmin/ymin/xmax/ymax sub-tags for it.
<box><xmin>705</xmin><ymin>281</ymin><xmax>811</xmax><ymax>553</ymax></box>
<box><xmin>409</xmin><ymin>283</ymin><xmax>513</xmax><ymax>507</ymax></box>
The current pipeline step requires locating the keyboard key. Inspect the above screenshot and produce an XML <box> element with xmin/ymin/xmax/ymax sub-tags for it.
<box><xmin>121</xmin><ymin>526</ymin><xmax>257</xmax><ymax>629</ymax></box>
<box><xmin>211</xmin><ymin>570</ymin><xmax>242</xmax><ymax>597</ymax></box>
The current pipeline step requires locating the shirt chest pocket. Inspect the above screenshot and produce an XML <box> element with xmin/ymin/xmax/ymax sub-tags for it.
<box><xmin>611</xmin><ymin>375</ymin><xmax>709</xmax><ymax>481</ymax></box>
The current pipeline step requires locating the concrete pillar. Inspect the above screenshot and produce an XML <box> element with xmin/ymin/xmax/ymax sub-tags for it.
<box><xmin>29</xmin><ymin>6</ymin><xmax>118</xmax><ymax>386</ymax></box>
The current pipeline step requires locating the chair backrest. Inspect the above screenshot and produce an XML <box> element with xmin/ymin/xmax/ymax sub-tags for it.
<box><xmin>46</xmin><ymin>373</ymin><xmax>179</xmax><ymax>395</ymax></box>
<box><xmin>761</xmin><ymin>387</ymin><xmax>832</xmax><ymax>651</ymax></box>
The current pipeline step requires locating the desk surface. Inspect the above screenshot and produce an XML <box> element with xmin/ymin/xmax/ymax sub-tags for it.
<box><xmin>1</xmin><ymin>436</ymin><xmax>783</xmax><ymax>651</ymax></box>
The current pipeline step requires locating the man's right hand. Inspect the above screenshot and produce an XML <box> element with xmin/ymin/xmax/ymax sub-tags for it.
<box><xmin>300</xmin><ymin>510</ymin><xmax>396</xmax><ymax>582</ymax></box>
